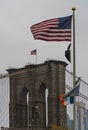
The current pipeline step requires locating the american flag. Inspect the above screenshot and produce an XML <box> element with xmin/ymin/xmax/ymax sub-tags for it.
<box><xmin>31</xmin><ymin>15</ymin><xmax>72</xmax><ymax>42</ymax></box>
<box><xmin>31</xmin><ymin>49</ymin><xmax>37</xmax><ymax>55</ymax></box>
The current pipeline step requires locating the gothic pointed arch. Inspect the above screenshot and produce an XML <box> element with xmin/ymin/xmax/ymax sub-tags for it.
<box><xmin>38</xmin><ymin>82</ymin><xmax>47</xmax><ymax>98</ymax></box>
<box><xmin>19</xmin><ymin>86</ymin><xmax>28</xmax><ymax>104</ymax></box>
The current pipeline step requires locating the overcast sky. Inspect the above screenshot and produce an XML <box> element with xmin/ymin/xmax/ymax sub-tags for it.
<box><xmin>0</xmin><ymin>0</ymin><xmax>88</xmax><ymax>82</ymax></box>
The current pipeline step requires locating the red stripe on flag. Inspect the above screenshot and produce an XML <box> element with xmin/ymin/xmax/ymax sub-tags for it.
<box><xmin>31</xmin><ymin>16</ymin><xmax>72</xmax><ymax>42</ymax></box>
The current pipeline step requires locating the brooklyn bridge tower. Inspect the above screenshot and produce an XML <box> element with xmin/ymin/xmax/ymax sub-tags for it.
<box><xmin>7</xmin><ymin>60</ymin><xmax>67</xmax><ymax>130</ymax></box>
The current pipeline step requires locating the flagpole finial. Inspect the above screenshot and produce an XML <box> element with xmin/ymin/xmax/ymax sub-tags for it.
<box><xmin>72</xmin><ymin>6</ymin><xmax>76</xmax><ymax>11</ymax></box>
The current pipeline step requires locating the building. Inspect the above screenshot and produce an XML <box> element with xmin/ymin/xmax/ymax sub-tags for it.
<box><xmin>6</xmin><ymin>60</ymin><xmax>68</xmax><ymax>130</ymax></box>
<box><xmin>76</xmin><ymin>102</ymin><xmax>86</xmax><ymax>130</ymax></box>
<box><xmin>67</xmin><ymin>114</ymin><xmax>73</xmax><ymax>130</ymax></box>
<box><xmin>85</xmin><ymin>110</ymin><xmax>88</xmax><ymax>130</ymax></box>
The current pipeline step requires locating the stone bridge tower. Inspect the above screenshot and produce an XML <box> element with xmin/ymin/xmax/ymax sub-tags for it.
<box><xmin>7</xmin><ymin>60</ymin><xmax>67</xmax><ymax>130</ymax></box>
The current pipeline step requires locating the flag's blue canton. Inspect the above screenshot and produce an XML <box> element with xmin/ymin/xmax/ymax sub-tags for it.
<box><xmin>58</xmin><ymin>15</ymin><xmax>72</xmax><ymax>29</ymax></box>
<box><xmin>33</xmin><ymin>49</ymin><xmax>36</xmax><ymax>53</ymax></box>
<box><xmin>31</xmin><ymin>49</ymin><xmax>37</xmax><ymax>55</ymax></box>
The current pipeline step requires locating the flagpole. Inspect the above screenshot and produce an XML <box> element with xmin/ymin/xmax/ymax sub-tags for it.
<box><xmin>72</xmin><ymin>7</ymin><xmax>76</xmax><ymax>130</ymax></box>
